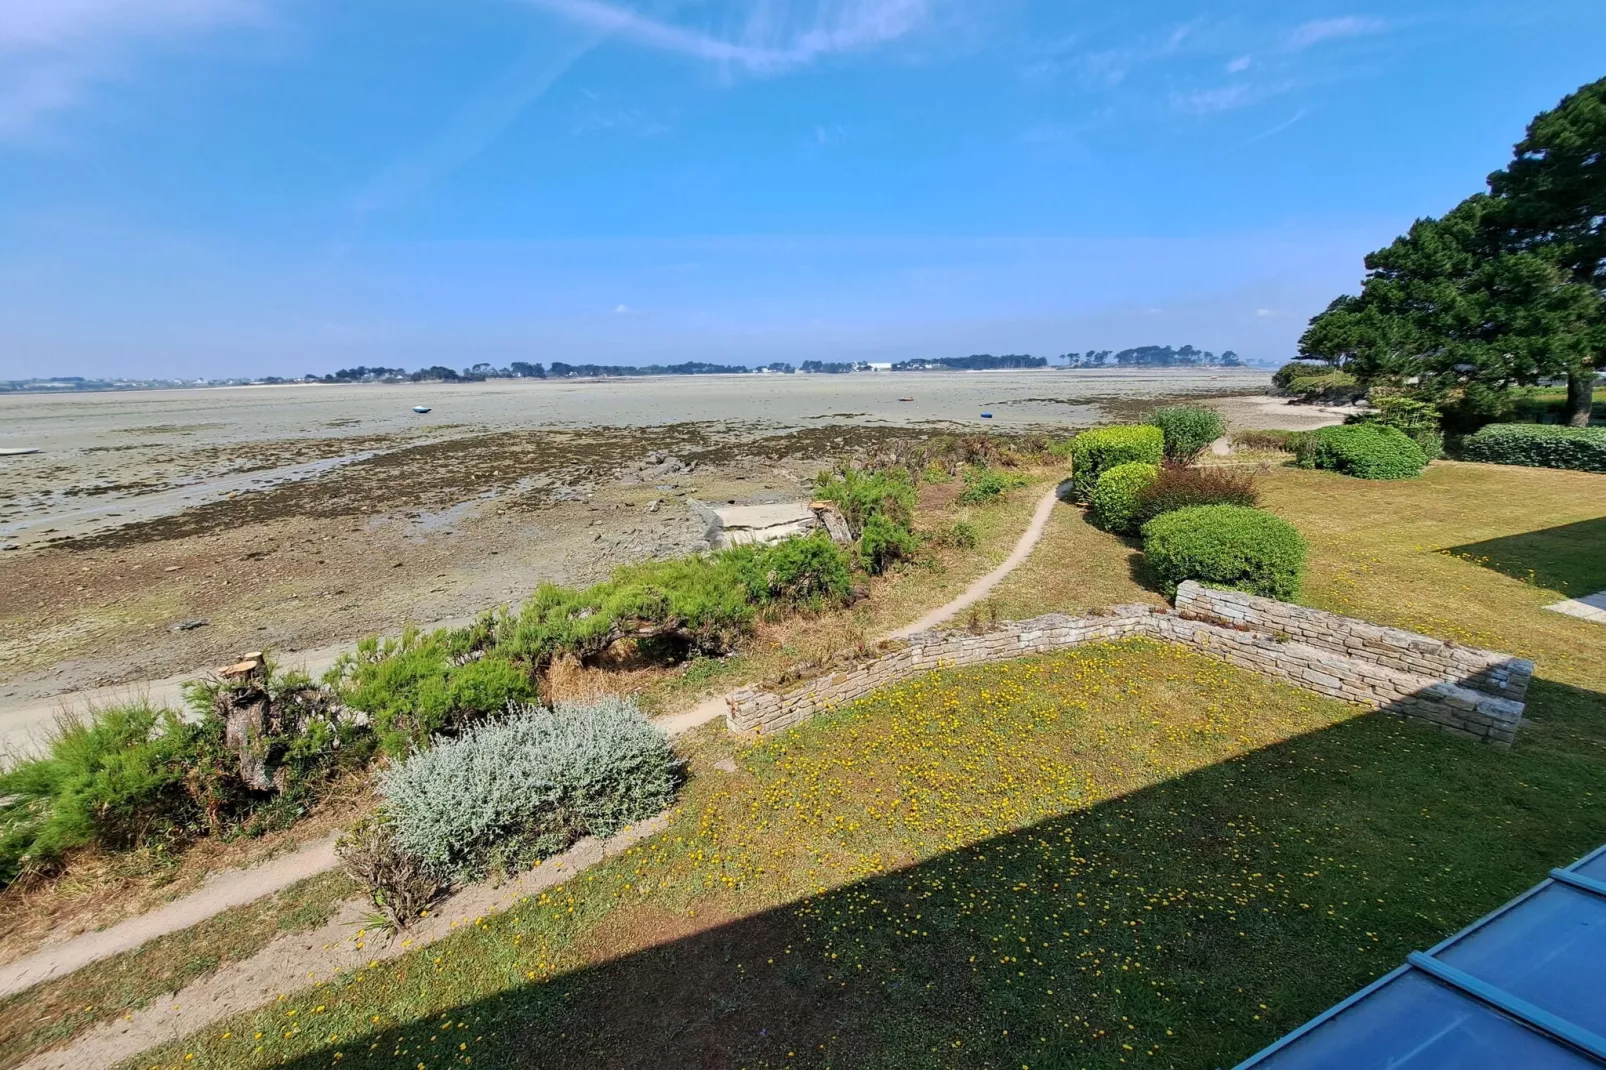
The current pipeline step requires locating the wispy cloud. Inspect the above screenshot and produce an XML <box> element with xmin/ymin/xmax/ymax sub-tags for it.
<box><xmin>1225</xmin><ymin>55</ymin><xmax>1251</xmax><ymax>73</ymax></box>
<box><xmin>514</xmin><ymin>0</ymin><xmax>932</xmax><ymax>73</ymax></box>
<box><xmin>355</xmin><ymin>37</ymin><xmax>601</xmax><ymax>217</ymax></box>
<box><xmin>0</xmin><ymin>0</ymin><xmax>260</xmax><ymax>138</ymax></box>
<box><xmin>1063</xmin><ymin>18</ymin><xmax>1199</xmax><ymax>88</ymax></box>
<box><xmin>1170</xmin><ymin>83</ymin><xmax>1259</xmax><ymax>116</ymax></box>
<box><xmin>1242</xmin><ymin>107</ymin><xmax>1308</xmax><ymax>145</ymax></box>
<box><xmin>1283</xmin><ymin>16</ymin><xmax>1385</xmax><ymax>52</ymax></box>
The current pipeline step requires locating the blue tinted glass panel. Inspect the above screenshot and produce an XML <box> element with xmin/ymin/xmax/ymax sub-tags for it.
<box><xmin>1254</xmin><ymin>971</ymin><xmax>1595</xmax><ymax>1069</ymax></box>
<box><xmin>1573</xmin><ymin>849</ymin><xmax>1606</xmax><ymax>882</ymax></box>
<box><xmin>1436</xmin><ymin>884</ymin><xmax>1606</xmax><ymax>1033</ymax></box>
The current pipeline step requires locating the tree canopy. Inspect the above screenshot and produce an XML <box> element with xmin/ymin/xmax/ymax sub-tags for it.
<box><xmin>1301</xmin><ymin>77</ymin><xmax>1605</xmax><ymax>426</ymax></box>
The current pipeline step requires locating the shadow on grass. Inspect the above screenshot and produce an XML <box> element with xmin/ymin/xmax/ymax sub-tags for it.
<box><xmin>1442</xmin><ymin>516</ymin><xmax>1606</xmax><ymax>598</ymax></box>
<box><xmin>265</xmin><ymin>680</ymin><xmax>1606</xmax><ymax>1070</ymax></box>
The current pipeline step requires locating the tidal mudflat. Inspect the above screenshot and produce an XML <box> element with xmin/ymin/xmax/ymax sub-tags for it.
<box><xmin>0</xmin><ymin>368</ymin><xmax>1287</xmax><ymax>717</ymax></box>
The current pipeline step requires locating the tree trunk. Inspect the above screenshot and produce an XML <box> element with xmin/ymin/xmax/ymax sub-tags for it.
<box><xmin>1565</xmin><ymin>369</ymin><xmax>1595</xmax><ymax>428</ymax></box>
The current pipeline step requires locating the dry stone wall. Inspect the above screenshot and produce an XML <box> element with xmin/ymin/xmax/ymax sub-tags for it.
<box><xmin>726</xmin><ymin>581</ymin><xmax>1531</xmax><ymax>745</ymax></box>
<box><xmin>1173</xmin><ymin>584</ymin><xmax>1532</xmax><ymax>702</ymax></box>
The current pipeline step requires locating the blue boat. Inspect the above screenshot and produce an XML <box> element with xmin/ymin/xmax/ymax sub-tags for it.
<box><xmin>979</xmin><ymin>412</ymin><xmax>993</xmax><ymax>419</ymax></box>
<box><xmin>412</xmin><ymin>406</ymin><xmax>432</xmax><ymax>414</ymax></box>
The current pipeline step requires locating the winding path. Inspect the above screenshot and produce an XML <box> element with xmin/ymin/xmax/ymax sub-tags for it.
<box><xmin>0</xmin><ymin>484</ymin><xmax>1068</xmax><ymax>1013</ymax></box>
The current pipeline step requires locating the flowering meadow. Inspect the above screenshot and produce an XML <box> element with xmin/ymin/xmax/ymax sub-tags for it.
<box><xmin>127</xmin><ymin>631</ymin><xmax>1606</xmax><ymax>1070</ymax></box>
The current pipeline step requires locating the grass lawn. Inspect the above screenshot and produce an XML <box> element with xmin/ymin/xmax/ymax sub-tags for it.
<box><xmin>0</xmin><ymin>869</ymin><xmax>354</xmax><ymax>1070</ymax></box>
<box><xmin>106</xmin><ymin>459</ymin><xmax>1606</xmax><ymax>1068</ymax></box>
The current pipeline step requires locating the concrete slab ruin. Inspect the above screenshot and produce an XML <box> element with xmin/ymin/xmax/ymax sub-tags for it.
<box><xmin>691</xmin><ymin>499</ymin><xmax>854</xmax><ymax>549</ymax></box>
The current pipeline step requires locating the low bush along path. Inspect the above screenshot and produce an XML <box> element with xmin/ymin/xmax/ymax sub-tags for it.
<box><xmin>0</xmin><ymin>485</ymin><xmax>1067</xmax><ymax>1060</ymax></box>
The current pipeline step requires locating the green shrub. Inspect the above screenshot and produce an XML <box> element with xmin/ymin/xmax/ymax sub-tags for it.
<box><xmin>1230</xmin><ymin>429</ymin><xmax>1306</xmax><ymax>453</ymax></box>
<box><xmin>331</xmin><ymin>631</ymin><xmax>536</xmax><ymax>758</ymax></box>
<box><xmin>813</xmin><ymin>466</ymin><xmax>916</xmax><ymax>535</ymax></box>
<box><xmin>1089</xmin><ymin>462</ymin><xmax>1159</xmax><ymax>535</ymax></box>
<box><xmin>378</xmin><ymin>697</ymin><xmax>679</xmax><ymax>882</ymax></box>
<box><xmin>957</xmin><ymin>466</ymin><xmax>1028</xmax><ymax>505</ymax></box>
<box><xmin>730</xmin><ymin>534</ymin><xmax>854</xmax><ymax>607</ymax></box>
<box><xmin>1069</xmin><ymin>425</ymin><xmax>1165</xmax><ymax>502</ymax></box>
<box><xmin>1295</xmin><ymin>423</ymin><xmax>1428</xmax><ymax>479</ymax></box>
<box><xmin>859</xmin><ymin>513</ymin><xmax>918</xmax><ymax>574</ymax></box>
<box><xmin>1286</xmin><ymin>371</ymin><xmax>1363</xmax><ymax>403</ymax></box>
<box><xmin>1272</xmin><ymin>361</ymin><xmax>1328</xmax><ymax>390</ymax></box>
<box><xmin>945</xmin><ymin>520</ymin><xmax>979</xmax><ymax>549</ymax></box>
<box><xmin>0</xmin><ymin>703</ymin><xmax>199</xmax><ymax>884</ymax></box>
<box><xmin>1141</xmin><ymin>505</ymin><xmax>1307</xmax><ymax>601</ymax></box>
<box><xmin>1459</xmin><ymin>423</ymin><xmax>1606</xmax><ymax>473</ymax></box>
<box><xmin>1133</xmin><ymin>465</ymin><xmax>1259</xmax><ymax>527</ymax></box>
<box><xmin>1148</xmin><ymin>405</ymin><xmax>1226</xmax><ymax>463</ymax></box>
<box><xmin>1347</xmin><ymin>395</ymin><xmax>1444</xmax><ymax>459</ymax></box>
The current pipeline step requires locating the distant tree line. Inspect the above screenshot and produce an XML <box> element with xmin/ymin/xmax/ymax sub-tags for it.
<box><xmin>894</xmin><ymin>354</ymin><xmax>1048</xmax><ymax>370</ymax></box>
<box><xmin>799</xmin><ymin>360</ymin><xmax>864</xmax><ymax>374</ymax></box>
<box><xmin>1060</xmin><ymin>346</ymin><xmax>1243</xmax><ymax>368</ymax></box>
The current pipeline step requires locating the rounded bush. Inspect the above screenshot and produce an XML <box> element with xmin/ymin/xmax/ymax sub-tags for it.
<box><xmin>1460</xmin><ymin>423</ymin><xmax>1606</xmax><ymax>473</ymax></box>
<box><xmin>1148</xmin><ymin>405</ymin><xmax>1227</xmax><ymax>462</ymax></box>
<box><xmin>1295</xmin><ymin>423</ymin><xmax>1428</xmax><ymax>480</ymax></box>
<box><xmin>1141</xmin><ymin>504</ymin><xmax>1307</xmax><ymax>601</ymax></box>
<box><xmin>380</xmin><ymin>697</ymin><xmax>679</xmax><ymax>881</ymax></box>
<box><xmin>1069</xmin><ymin>425</ymin><xmax>1164</xmax><ymax>501</ymax></box>
<box><xmin>1089</xmin><ymin>462</ymin><xmax>1159</xmax><ymax>535</ymax></box>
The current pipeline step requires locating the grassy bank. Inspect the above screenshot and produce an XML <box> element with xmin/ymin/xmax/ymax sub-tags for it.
<box><xmin>120</xmin><ymin>458</ymin><xmax>1606</xmax><ymax>1069</ymax></box>
<box><xmin>125</xmin><ymin>626</ymin><xmax>1606</xmax><ymax>1069</ymax></box>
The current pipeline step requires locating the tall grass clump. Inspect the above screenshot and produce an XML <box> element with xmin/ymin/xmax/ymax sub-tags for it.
<box><xmin>378</xmin><ymin>697</ymin><xmax>679</xmax><ymax>882</ymax></box>
<box><xmin>957</xmin><ymin>466</ymin><xmax>1028</xmax><ymax>505</ymax></box>
<box><xmin>1230</xmin><ymin>429</ymin><xmax>1306</xmax><ymax>454</ymax></box>
<box><xmin>1148</xmin><ymin>405</ymin><xmax>1227</xmax><ymax>463</ymax></box>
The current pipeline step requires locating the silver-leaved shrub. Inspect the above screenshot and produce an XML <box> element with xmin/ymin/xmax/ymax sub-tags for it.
<box><xmin>379</xmin><ymin>696</ymin><xmax>679</xmax><ymax>881</ymax></box>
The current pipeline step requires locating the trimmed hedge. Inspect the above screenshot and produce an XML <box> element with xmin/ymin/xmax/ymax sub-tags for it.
<box><xmin>1295</xmin><ymin>423</ymin><xmax>1428</xmax><ymax>480</ymax></box>
<box><xmin>1148</xmin><ymin>405</ymin><xmax>1226</xmax><ymax>462</ymax></box>
<box><xmin>379</xmin><ymin>697</ymin><xmax>679</xmax><ymax>881</ymax></box>
<box><xmin>1090</xmin><ymin>462</ymin><xmax>1159</xmax><ymax>535</ymax></box>
<box><xmin>1460</xmin><ymin>423</ymin><xmax>1606</xmax><ymax>473</ymax></box>
<box><xmin>1069</xmin><ymin>425</ymin><xmax>1164</xmax><ymax>502</ymax></box>
<box><xmin>1141</xmin><ymin>504</ymin><xmax>1307</xmax><ymax>601</ymax></box>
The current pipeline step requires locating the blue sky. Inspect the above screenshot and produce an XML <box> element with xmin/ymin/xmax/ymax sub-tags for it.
<box><xmin>1</xmin><ymin>0</ymin><xmax>1602</xmax><ymax>378</ymax></box>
